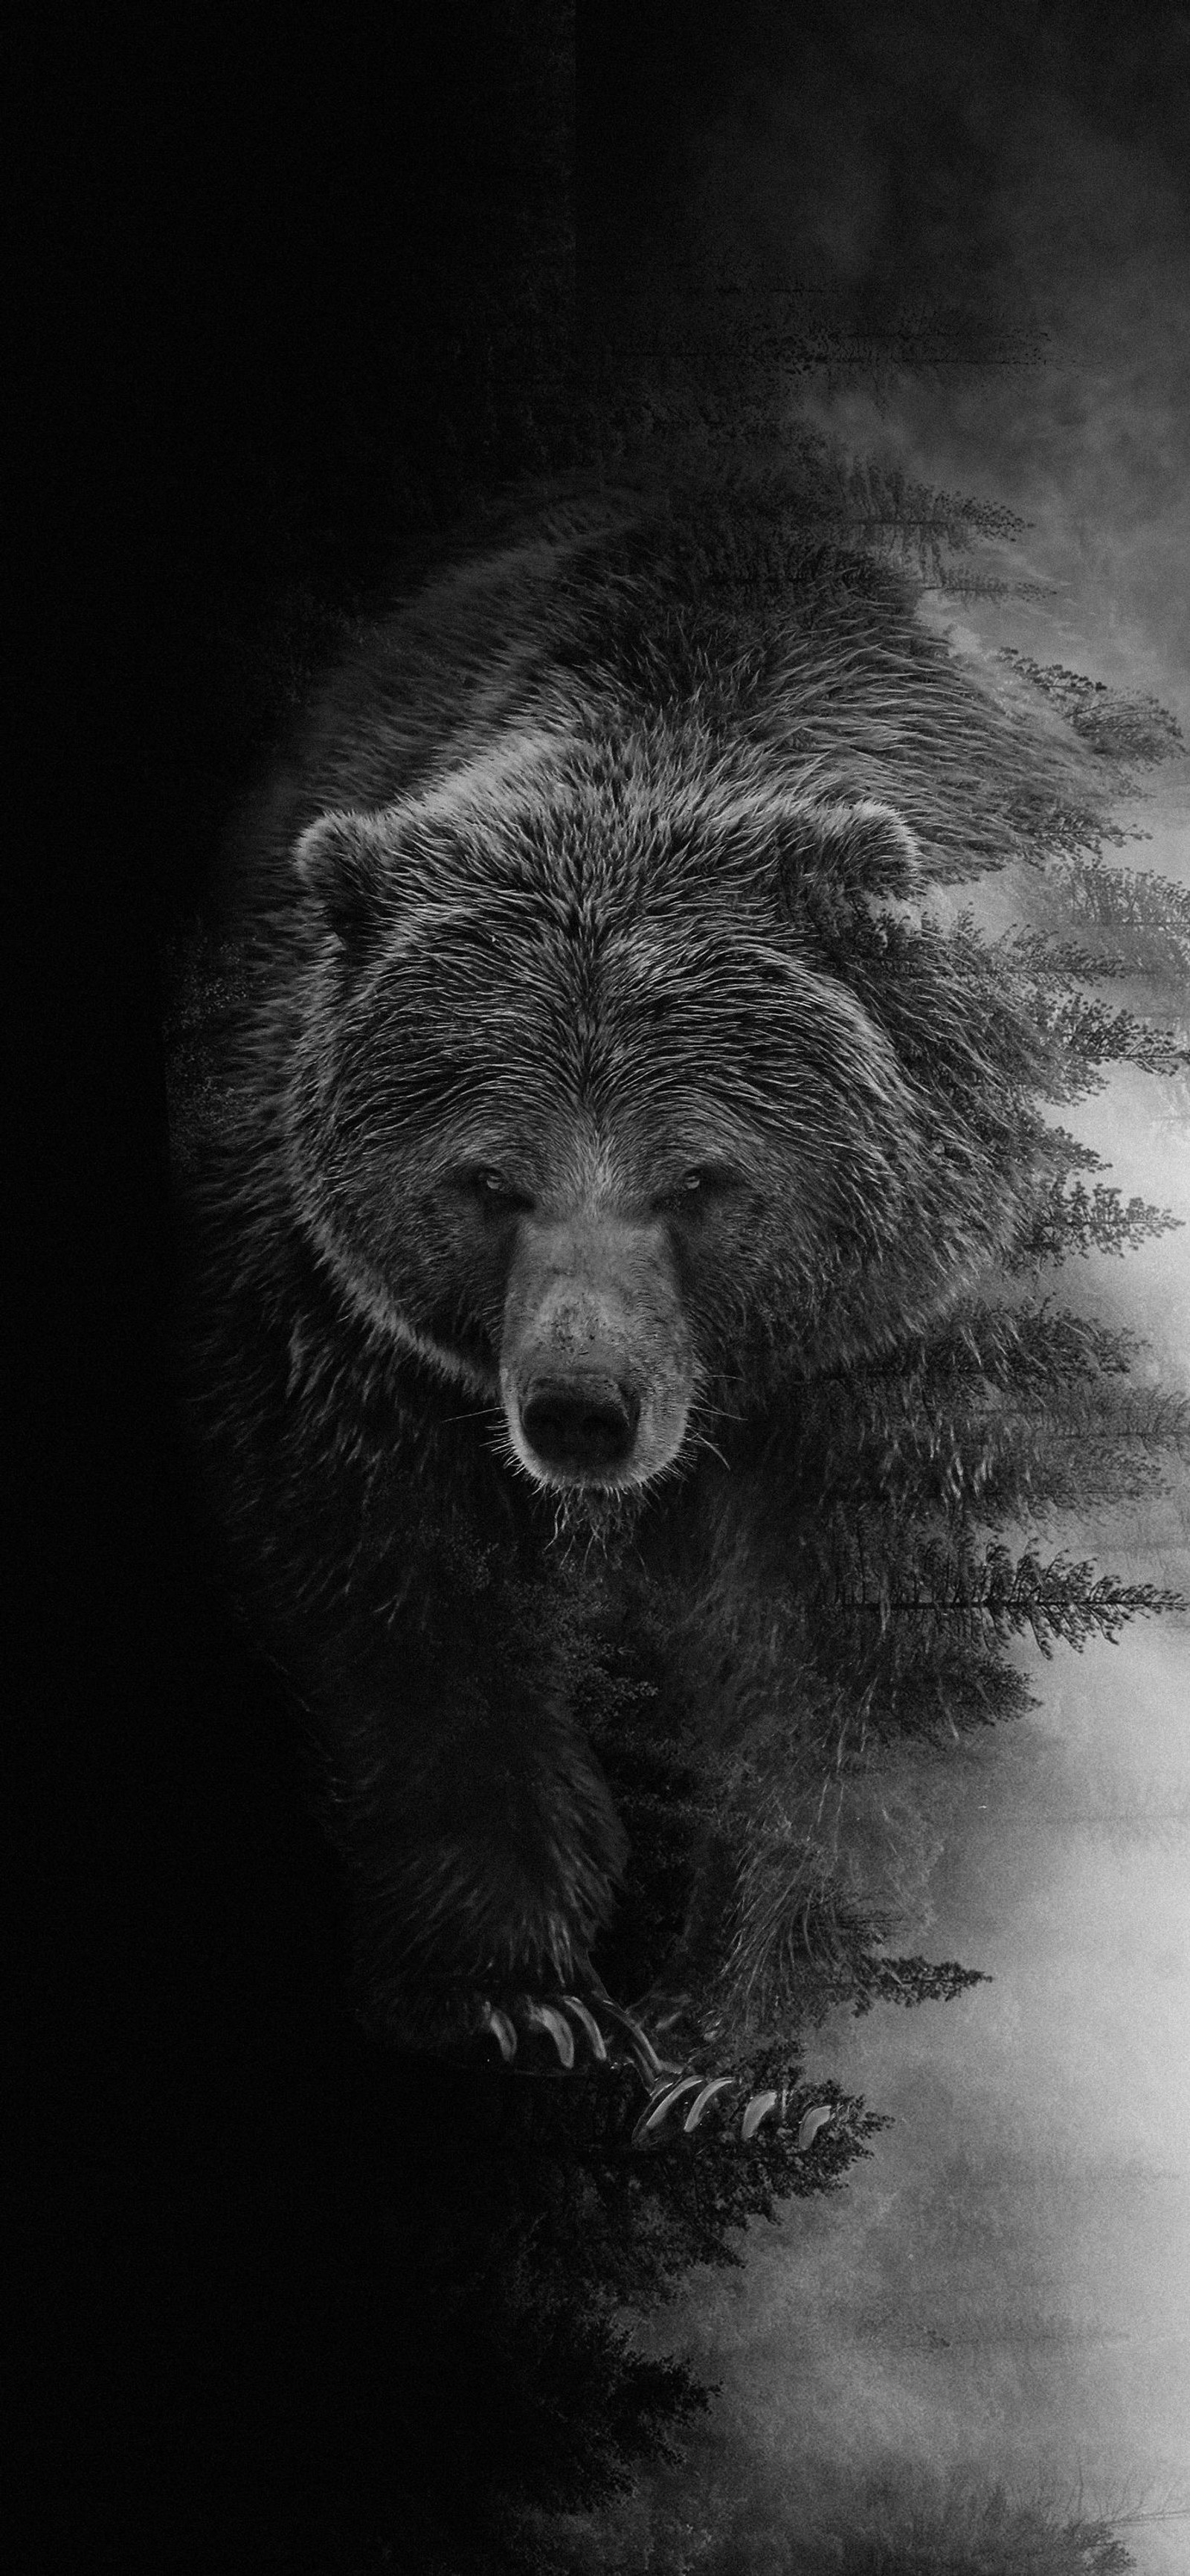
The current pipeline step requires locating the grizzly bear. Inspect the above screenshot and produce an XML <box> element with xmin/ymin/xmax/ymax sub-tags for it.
<box><xmin>180</xmin><ymin>475</ymin><xmax>1055</xmax><ymax>2066</ymax></box>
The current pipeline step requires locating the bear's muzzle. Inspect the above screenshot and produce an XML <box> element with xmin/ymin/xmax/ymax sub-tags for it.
<box><xmin>500</xmin><ymin>1213</ymin><xmax>695</xmax><ymax>1490</ymax></box>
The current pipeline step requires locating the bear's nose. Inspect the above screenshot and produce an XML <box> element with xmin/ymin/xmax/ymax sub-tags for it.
<box><xmin>520</xmin><ymin>1377</ymin><xmax>641</xmax><ymax>1475</ymax></box>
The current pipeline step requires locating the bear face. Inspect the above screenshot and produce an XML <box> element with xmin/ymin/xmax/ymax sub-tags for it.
<box><xmin>285</xmin><ymin>755</ymin><xmax>951</xmax><ymax>1509</ymax></box>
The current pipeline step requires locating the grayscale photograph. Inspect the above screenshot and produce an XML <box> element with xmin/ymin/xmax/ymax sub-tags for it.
<box><xmin>25</xmin><ymin>7</ymin><xmax>1190</xmax><ymax>2571</ymax></box>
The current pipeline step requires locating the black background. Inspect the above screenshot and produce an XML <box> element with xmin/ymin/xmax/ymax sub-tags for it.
<box><xmin>21</xmin><ymin>12</ymin><xmax>579</xmax><ymax>2566</ymax></box>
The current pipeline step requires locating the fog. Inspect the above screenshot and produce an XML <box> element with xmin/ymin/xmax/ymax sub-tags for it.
<box><xmin>640</xmin><ymin>1609</ymin><xmax>1190</xmax><ymax>2569</ymax></box>
<box><xmin>617</xmin><ymin>14</ymin><xmax>1190</xmax><ymax>2568</ymax></box>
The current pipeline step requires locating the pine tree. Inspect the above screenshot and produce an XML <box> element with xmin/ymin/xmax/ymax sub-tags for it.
<box><xmin>1037</xmin><ymin>856</ymin><xmax>1190</xmax><ymax>990</ymax></box>
<box><xmin>997</xmin><ymin>648</ymin><xmax>1186</xmax><ymax>771</ymax></box>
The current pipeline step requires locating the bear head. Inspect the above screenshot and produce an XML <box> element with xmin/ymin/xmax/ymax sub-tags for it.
<box><xmin>284</xmin><ymin>740</ymin><xmax>988</xmax><ymax>1506</ymax></box>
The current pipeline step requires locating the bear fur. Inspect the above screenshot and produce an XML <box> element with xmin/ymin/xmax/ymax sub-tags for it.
<box><xmin>181</xmin><ymin>475</ymin><xmax>1061</xmax><ymax>2054</ymax></box>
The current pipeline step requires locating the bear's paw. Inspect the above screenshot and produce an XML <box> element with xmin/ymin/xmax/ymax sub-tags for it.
<box><xmin>475</xmin><ymin>1984</ymin><xmax>682</xmax><ymax>2083</ymax></box>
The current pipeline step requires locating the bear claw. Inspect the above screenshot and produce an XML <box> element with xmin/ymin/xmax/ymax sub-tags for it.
<box><xmin>629</xmin><ymin>2079</ymin><xmax>834</xmax><ymax>2152</ymax></box>
<box><xmin>682</xmin><ymin>2075</ymin><xmax>736</xmax><ymax>2131</ymax></box>
<box><xmin>585</xmin><ymin>1976</ymin><xmax>681</xmax><ymax>2086</ymax></box>
<box><xmin>523</xmin><ymin>2001</ymin><xmax>576</xmax><ymax>2066</ymax></box>
<box><xmin>740</xmin><ymin>2088</ymin><xmax>779</xmax><ymax>2140</ymax></box>
<box><xmin>470</xmin><ymin>1996</ymin><xmax>826</xmax><ymax>2159</ymax></box>
<box><xmin>480</xmin><ymin>2003</ymin><xmax>521</xmax><ymax>2061</ymax></box>
<box><xmin>477</xmin><ymin>1991</ymin><xmax>620</xmax><ymax>2067</ymax></box>
<box><xmin>631</xmin><ymin>2074</ymin><xmax>706</xmax><ymax>2146</ymax></box>
<box><xmin>559</xmin><ymin>1995</ymin><xmax>608</xmax><ymax>2061</ymax></box>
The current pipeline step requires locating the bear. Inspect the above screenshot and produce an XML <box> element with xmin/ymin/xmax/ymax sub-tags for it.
<box><xmin>178</xmin><ymin>472</ymin><xmax>1061</xmax><ymax>2069</ymax></box>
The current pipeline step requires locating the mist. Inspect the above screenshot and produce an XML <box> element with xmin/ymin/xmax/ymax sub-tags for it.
<box><xmin>599</xmin><ymin>11</ymin><xmax>1190</xmax><ymax>2569</ymax></box>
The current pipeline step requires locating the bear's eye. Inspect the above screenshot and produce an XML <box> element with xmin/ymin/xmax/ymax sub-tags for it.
<box><xmin>657</xmin><ymin>1166</ymin><xmax>731</xmax><ymax>1214</ymax></box>
<box><xmin>461</xmin><ymin>1166</ymin><xmax>534</xmax><ymax>1215</ymax></box>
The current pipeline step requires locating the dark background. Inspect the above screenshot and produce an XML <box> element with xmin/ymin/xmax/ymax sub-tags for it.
<box><xmin>22</xmin><ymin>13</ymin><xmax>578</xmax><ymax>2567</ymax></box>
<box><xmin>18</xmin><ymin>5</ymin><xmax>1190</xmax><ymax>2568</ymax></box>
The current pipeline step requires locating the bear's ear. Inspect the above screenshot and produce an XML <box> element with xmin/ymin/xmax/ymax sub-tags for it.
<box><xmin>294</xmin><ymin>810</ymin><xmax>390</xmax><ymax>948</ymax></box>
<box><xmin>796</xmin><ymin>797</ymin><xmax>923</xmax><ymax>901</ymax></box>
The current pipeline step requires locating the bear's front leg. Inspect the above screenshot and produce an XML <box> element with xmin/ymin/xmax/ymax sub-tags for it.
<box><xmin>310</xmin><ymin>1611</ymin><xmax>644</xmax><ymax>2066</ymax></box>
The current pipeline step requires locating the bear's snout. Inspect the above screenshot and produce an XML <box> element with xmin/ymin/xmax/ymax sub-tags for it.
<box><xmin>520</xmin><ymin>1375</ymin><xmax>641</xmax><ymax>1476</ymax></box>
<box><xmin>500</xmin><ymin>1212</ymin><xmax>695</xmax><ymax>1491</ymax></box>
